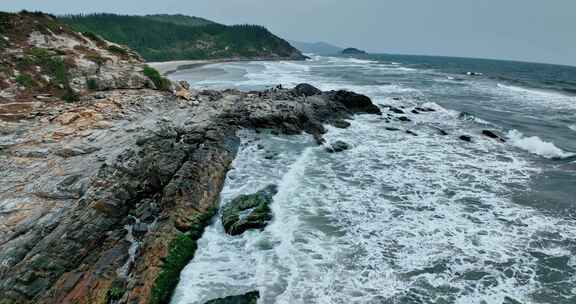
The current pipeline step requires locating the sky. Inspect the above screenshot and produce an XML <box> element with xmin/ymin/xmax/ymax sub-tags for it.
<box><xmin>1</xmin><ymin>0</ymin><xmax>574</xmax><ymax>66</ymax></box>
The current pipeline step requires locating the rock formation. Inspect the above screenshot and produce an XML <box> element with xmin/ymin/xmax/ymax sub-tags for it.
<box><xmin>0</xmin><ymin>12</ymin><xmax>384</xmax><ymax>304</ymax></box>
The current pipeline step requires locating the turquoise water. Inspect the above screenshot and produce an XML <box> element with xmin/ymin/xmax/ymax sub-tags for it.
<box><xmin>168</xmin><ymin>55</ymin><xmax>576</xmax><ymax>304</ymax></box>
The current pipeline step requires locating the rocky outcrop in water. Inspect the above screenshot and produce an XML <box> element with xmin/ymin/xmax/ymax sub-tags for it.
<box><xmin>221</xmin><ymin>185</ymin><xmax>277</xmax><ymax>236</ymax></box>
<box><xmin>204</xmin><ymin>291</ymin><xmax>260</xmax><ymax>304</ymax></box>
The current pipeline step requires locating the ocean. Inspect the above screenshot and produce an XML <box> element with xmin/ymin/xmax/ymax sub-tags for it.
<box><xmin>167</xmin><ymin>55</ymin><xmax>576</xmax><ymax>304</ymax></box>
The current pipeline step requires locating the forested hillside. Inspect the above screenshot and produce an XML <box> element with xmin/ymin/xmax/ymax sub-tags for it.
<box><xmin>60</xmin><ymin>14</ymin><xmax>305</xmax><ymax>62</ymax></box>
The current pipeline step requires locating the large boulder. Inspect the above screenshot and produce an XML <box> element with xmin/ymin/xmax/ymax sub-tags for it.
<box><xmin>326</xmin><ymin>90</ymin><xmax>382</xmax><ymax>115</ymax></box>
<box><xmin>221</xmin><ymin>185</ymin><xmax>278</xmax><ymax>236</ymax></box>
<box><xmin>292</xmin><ymin>83</ymin><xmax>322</xmax><ymax>97</ymax></box>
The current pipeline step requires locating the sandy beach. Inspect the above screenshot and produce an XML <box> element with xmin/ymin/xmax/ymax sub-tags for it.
<box><xmin>147</xmin><ymin>60</ymin><xmax>223</xmax><ymax>75</ymax></box>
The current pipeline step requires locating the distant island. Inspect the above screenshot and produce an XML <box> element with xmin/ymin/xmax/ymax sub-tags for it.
<box><xmin>59</xmin><ymin>14</ymin><xmax>305</xmax><ymax>62</ymax></box>
<box><xmin>341</xmin><ymin>48</ymin><xmax>367</xmax><ymax>55</ymax></box>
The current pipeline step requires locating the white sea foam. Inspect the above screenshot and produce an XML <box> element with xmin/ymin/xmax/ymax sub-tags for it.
<box><xmin>495</xmin><ymin>83</ymin><xmax>576</xmax><ymax>111</ymax></box>
<box><xmin>569</xmin><ymin>124</ymin><xmax>576</xmax><ymax>132</ymax></box>
<box><xmin>507</xmin><ymin>129</ymin><xmax>575</xmax><ymax>159</ymax></box>
<box><xmin>170</xmin><ymin>56</ymin><xmax>576</xmax><ymax>304</ymax></box>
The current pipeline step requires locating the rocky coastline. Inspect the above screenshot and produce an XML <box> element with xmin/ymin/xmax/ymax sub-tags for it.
<box><xmin>0</xmin><ymin>77</ymin><xmax>383</xmax><ymax>304</ymax></box>
<box><xmin>0</xmin><ymin>11</ymin><xmax>386</xmax><ymax>304</ymax></box>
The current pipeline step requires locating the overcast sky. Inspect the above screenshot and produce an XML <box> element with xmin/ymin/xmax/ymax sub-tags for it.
<box><xmin>2</xmin><ymin>0</ymin><xmax>574</xmax><ymax>66</ymax></box>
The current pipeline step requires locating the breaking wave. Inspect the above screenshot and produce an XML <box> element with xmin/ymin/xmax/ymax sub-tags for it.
<box><xmin>507</xmin><ymin>130</ymin><xmax>575</xmax><ymax>159</ymax></box>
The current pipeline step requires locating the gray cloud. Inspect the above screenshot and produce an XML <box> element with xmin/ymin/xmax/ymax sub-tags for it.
<box><xmin>2</xmin><ymin>0</ymin><xmax>574</xmax><ymax>66</ymax></box>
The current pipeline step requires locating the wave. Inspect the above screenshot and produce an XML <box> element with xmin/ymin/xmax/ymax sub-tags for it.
<box><xmin>569</xmin><ymin>125</ymin><xmax>576</xmax><ymax>132</ymax></box>
<box><xmin>507</xmin><ymin>130</ymin><xmax>575</xmax><ymax>159</ymax></box>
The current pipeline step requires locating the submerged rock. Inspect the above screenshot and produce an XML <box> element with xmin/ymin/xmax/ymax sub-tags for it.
<box><xmin>459</xmin><ymin>135</ymin><xmax>473</xmax><ymax>142</ymax></box>
<box><xmin>387</xmin><ymin>106</ymin><xmax>405</xmax><ymax>114</ymax></box>
<box><xmin>222</xmin><ymin>185</ymin><xmax>278</xmax><ymax>236</ymax></box>
<box><xmin>205</xmin><ymin>291</ymin><xmax>260</xmax><ymax>304</ymax></box>
<box><xmin>332</xmin><ymin>120</ymin><xmax>351</xmax><ymax>129</ymax></box>
<box><xmin>326</xmin><ymin>140</ymin><xmax>350</xmax><ymax>153</ymax></box>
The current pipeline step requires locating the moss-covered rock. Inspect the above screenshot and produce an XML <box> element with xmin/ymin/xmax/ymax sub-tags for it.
<box><xmin>204</xmin><ymin>291</ymin><xmax>260</xmax><ymax>304</ymax></box>
<box><xmin>149</xmin><ymin>207</ymin><xmax>217</xmax><ymax>304</ymax></box>
<box><xmin>222</xmin><ymin>185</ymin><xmax>278</xmax><ymax>236</ymax></box>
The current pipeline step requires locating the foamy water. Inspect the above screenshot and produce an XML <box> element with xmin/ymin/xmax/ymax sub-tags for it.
<box><xmin>507</xmin><ymin>130</ymin><xmax>575</xmax><ymax>159</ymax></box>
<box><xmin>169</xmin><ymin>56</ymin><xmax>576</xmax><ymax>304</ymax></box>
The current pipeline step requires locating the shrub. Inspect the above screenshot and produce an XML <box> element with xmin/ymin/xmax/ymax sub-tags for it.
<box><xmin>143</xmin><ymin>66</ymin><xmax>171</xmax><ymax>91</ymax></box>
<box><xmin>86</xmin><ymin>78</ymin><xmax>98</xmax><ymax>91</ymax></box>
<box><xmin>15</xmin><ymin>74</ymin><xmax>34</xmax><ymax>87</ymax></box>
<box><xmin>107</xmin><ymin>45</ymin><xmax>129</xmax><ymax>56</ymax></box>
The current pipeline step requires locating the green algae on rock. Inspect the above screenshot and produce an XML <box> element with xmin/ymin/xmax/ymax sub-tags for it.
<box><xmin>221</xmin><ymin>185</ymin><xmax>278</xmax><ymax>236</ymax></box>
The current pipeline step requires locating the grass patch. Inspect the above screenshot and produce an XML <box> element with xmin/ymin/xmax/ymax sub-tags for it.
<box><xmin>107</xmin><ymin>45</ymin><xmax>129</xmax><ymax>56</ymax></box>
<box><xmin>149</xmin><ymin>207</ymin><xmax>217</xmax><ymax>304</ymax></box>
<box><xmin>82</xmin><ymin>31</ymin><xmax>103</xmax><ymax>43</ymax></box>
<box><xmin>85</xmin><ymin>53</ymin><xmax>106</xmax><ymax>66</ymax></box>
<box><xmin>143</xmin><ymin>66</ymin><xmax>171</xmax><ymax>91</ymax></box>
<box><xmin>15</xmin><ymin>74</ymin><xmax>34</xmax><ymax>87</ymax></box>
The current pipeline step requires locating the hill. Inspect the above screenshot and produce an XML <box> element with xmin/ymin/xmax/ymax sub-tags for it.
<box><xmin>341</xmin><ymin>47</ymin><xmax>367</xmax><ymax>55</ymax></box>
<box><xmin>59</xmin><ymin>14</ymin><xmax>306</xmax><ymax>62</ymax></box>
<box><xmin>0</xmin><ymin>11</ymin><xmax>165</xmax><ymax>109</ymax></box>
<box><xmin>288</xmin><ymin>40</ymin><xmax>343</xmax><ymax>55</ymax></box>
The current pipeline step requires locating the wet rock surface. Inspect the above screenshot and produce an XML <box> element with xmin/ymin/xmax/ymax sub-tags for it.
<box><xmin>221</xmin><ymin>185</ymin><xmax>278</xmax><ymax>236</ymax></box>
<box><xmin>204</xmin><ymin>291</ymin><xmax>260</xmax><ymax>304</ymax></box>
<box><xmin>326</xmin><ymin>140</ymin><xmax>351</xmax><ymax>153</ymax></box>
<box><xmin>0</xmin><ymin>82</ymin><xmax>381</xmax><ymax>303</ymax></box>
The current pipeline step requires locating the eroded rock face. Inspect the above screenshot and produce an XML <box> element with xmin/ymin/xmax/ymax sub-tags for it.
<box><xmin>222</xmin><ymin>185</ymin><xmax>278</xmax><ymax>236</ymax></box>
<box><xmin>0</xmin><ymin>83</ymin><xmax>381</xmax><ymax>303</ymax></box>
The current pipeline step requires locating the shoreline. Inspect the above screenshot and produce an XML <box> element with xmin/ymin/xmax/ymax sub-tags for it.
<box><xmin>148</xmin><ymin>57</ymin><xmax>309</xmax><ymax>75</ymax></box>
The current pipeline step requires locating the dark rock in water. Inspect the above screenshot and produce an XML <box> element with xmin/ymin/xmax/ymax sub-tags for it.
<box><xmin>313</xmin><ymin>133</ymin><xmax>326</xmax><ymax>145</ymax></box>
<box><xmin>292</xmin><ymin>83</ymin><xmax>322</xmax><ymax>97</ymax></box>
<box><xmin>411</xmin><ymin>109</ymin><xmax>420</xmax><ymax>114</ymax></box>
<box><xmin>341</xmin><ymin>48</ymin><xmax>367</xmax><ymax>55</ymax></box>
<box><xmin>459</xmin><ymin>135</ymin><xmax>473</xmax><ymax>142</ymax></box>
<box><xmin>332</xmin><ymin>120</ymin><xmax>351</xmax><ymax>129</ymax></box>
<box><xmin>326</xmin><ymin>90</ymin><xmax>382</xmax><ymax>115</ymax></box>
<box><xmin>264</xmin><ymin>151</ymin><xmax>278</xmax><ymax>160</ymax></box>
<box><xmin>458</xmin><ymin>112</ymin><xmax>475</xmax><ymax>121</ymax></box>
<box><xmin>326</xmin><ymin>141</ymin><xmax>350</xmax><ymax>153</ymax></box>
<box><xmin>392</xmin><ymin>97</ymin><xmax>402</xmax><ymax>101</ymax></box>
<box><xmin>434</xmin><ymin>128</ymin><xmax>449</xmax><ymax>136</ymax></box>
<box><xmin>415</xmin><ymin>107</ymin><xmax>436</xmax><ymax>112</ymax></box>
<box><xmin>482</xmin><ymin>130</ymin><xmax>506</xmax><ymax>142</ymax></box>
<box><xmin>397</xmin><ymin>116</ymin><xmax>411</xmax><ymax>122</ymax></box>
<box><xmin>385</xmin><ymin>127</ymin><xmax>401</xmax><ymax>131</ymax></box>
<box><xmin>222</xmin><ymin>185</ymin><xmax>278</xmax><ymax>236</ymax></box>
<box><xmin>387</xmin><ymin>106</ymin><xmax>405</xmax><ymax>114</ymax></box>
<box><xmin>465</xmin><ymin>72</ymin><xmax>483</xmax><ymax>76</ymax></box>
<box><xmin>205</xmin><ymin>291</ymin><xmax>260</xmax><ymax>304</ymax></box>
<box><xmin>406</xmin><ymin>130</ymin><xmax>418</xmax><ymax>136</ymax></box>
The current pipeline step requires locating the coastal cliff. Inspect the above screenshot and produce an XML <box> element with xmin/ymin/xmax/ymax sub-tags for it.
<box><xmin>0</xmin><ymin>12</ymin><xmax>381</xmax><ymax>304</ymax></box>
